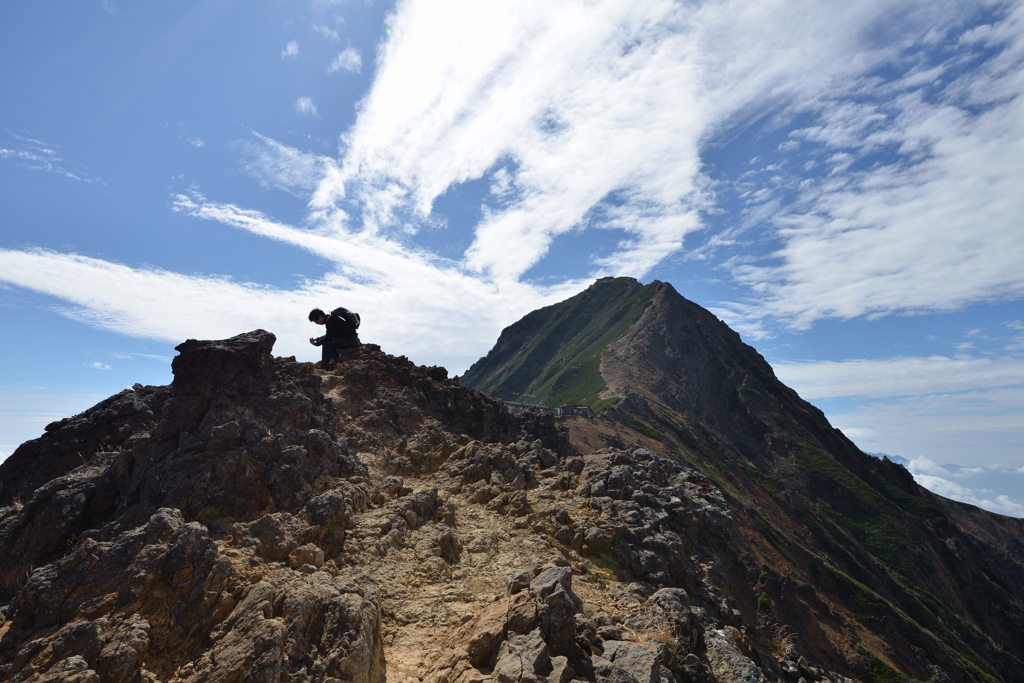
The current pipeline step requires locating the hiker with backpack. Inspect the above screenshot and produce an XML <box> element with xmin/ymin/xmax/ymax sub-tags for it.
<box><xmin>308</xmin><ymin>307</ymin><xmax>361</xmax><ymax>369</ymax></box>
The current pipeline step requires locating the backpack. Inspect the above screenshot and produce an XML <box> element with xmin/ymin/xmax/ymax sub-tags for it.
<box><xmin>331</xmin><ymin>307</ymin><xmax>361</xmax><ymax>330</ymax></box>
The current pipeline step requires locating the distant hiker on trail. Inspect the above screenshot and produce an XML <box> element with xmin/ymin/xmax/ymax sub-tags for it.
<box><xmin>309</xmin><ymin>307</ymin><xmax>361</xmax><ymax>369</ymax></box>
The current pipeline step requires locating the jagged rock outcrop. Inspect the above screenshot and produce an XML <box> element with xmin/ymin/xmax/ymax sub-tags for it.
<box><xmin>0</xmin><ymin>384</ymin><xmax>171</xmax><ymax>509</ymax></box>
<box><xmin>0</xmin><ymin>332</ymin><xmax>389</xmax><ymax>682</ymax></box>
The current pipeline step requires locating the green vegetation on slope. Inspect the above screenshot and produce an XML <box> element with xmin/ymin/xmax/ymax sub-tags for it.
<box><xmin>780</xmin><ymin>422</ymin><xmax>1021</xmax><ymax>681</ymax></box>
<box><xmin>462</xmin><ymin>278</ymin><xmax>657</xmax><ymax>411</ymax></box>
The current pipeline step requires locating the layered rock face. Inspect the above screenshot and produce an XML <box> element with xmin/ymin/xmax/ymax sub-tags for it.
<box><xmin>1</xmin><ymin>319</ymin><xmax>1022</xmax><ymax>683</ymax></box>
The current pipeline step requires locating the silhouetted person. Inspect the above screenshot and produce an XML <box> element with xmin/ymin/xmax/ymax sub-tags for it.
<box><xmin>309</xmin><ymin>307</ymin><xmax>360</xmax><ymax>369</ymax></box>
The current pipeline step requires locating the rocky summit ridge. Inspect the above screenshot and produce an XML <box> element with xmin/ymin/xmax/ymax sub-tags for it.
<box><xmin>0</xmin><ymin>280</ymin><xmax>1020</xmax><ymax>683</ymax></box>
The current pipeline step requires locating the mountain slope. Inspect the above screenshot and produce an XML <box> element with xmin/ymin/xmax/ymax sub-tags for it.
<box><xmin>461</xmin><ymin>277</ymin><xmax>656</xmax><ymax>411</ymax></box>
<box><xmin>464</xmin><ymin>277</ymin><xmax>1024</xmax><ymax>683</ymax></box>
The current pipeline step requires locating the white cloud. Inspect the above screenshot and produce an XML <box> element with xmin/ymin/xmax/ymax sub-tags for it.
<box><xmin>730</xmin><ymin>2</ymin><xmax>1024</xmax><ymax>329</ymax></box>
<box><xmin>909</xmin><ymin>471</ymin><xmax>1019</xmax><ymax>518</ymax></box>
<box><xmin>236</xmin><ymin>132</ymin><xmax>331</xmax><ymax>196</ymax></box>
<box><xmin>294</xmin><ymin>96</ymin><xmax>320</xmax><ymax>118</ymax></box>
<box><xmin>101</xmin><ymin>0</ymin><xmax>118</xmax><ymax>16</ymax></box>
<box><xmin>88</xmin><ymin>362</ymin><xmax>112</xmax><ymax>371</ymax></box>
<box><xmin>281</xmin><ymin>41</ymin><xmax>299</xmax><ymax>59</ymax></box>
<box><xmin>907</xmin><ymin>457</ymin><xmax>953</xmax><ymax>477</ymax></box>
<box><xmin>313</xmin><ymin>25</ymin><xmax>340</xmax><ymax>42</ymax></box>
<box><xmin>313</xmin><ymin>0</ymin><xmax>725</xmax><ymax>280</ymax></box>
<box><xmin>822</xmin><ymin>384</ymin><xmax>1024</xmax><ymax>468</ymax></box>
<box><xmin>110</xmin><ymin>352</ymin><xmax>172</xmax><ymax>363</ymax></box>
<box><xmin>0</xmin><ymin>133</ymin><xmax>95</xmax><ymax>182</ymax></box>
<box><xmin>864</xmin><ymin>459</ymin><xmax>1024</xmax><ymax>517</ymax></box>
<box><xmin>774</xmin><ymin>355</ymin><xmax>1024</xmax><ymax>399</ymax></box>
<box><xmin>328</xmin><ymin>47</ymin><xmax>362</xmax><ymax>74</ymax></box>
<box><xmin>306</xmin><ymin>0</ymin><xmax>1019</xmax><ymax>293</ymax></box>
<box><xmin>172</xmin><ymin>122</ymin><xmax>206</xmax><ymax>149</ymax></box>
<box><xmin>0</xmin><ymin>220</ymin><xmax>586</xmax><ymax>373</ymax></box>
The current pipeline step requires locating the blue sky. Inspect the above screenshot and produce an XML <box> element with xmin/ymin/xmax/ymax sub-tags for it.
<box><xmin>1</xmin><ymin>0</ymin><xmax>1022</xmax><ymax>516</ymax></box>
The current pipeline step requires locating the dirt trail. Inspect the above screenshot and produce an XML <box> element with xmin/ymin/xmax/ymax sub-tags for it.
<box><xmin>339</xmin><ymin>452</ymin><xmax>653</xmax><ymax>683</ymax></box>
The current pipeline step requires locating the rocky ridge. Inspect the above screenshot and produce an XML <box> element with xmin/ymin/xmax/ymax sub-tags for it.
<box><xmin>0</xmin><ymin>326</ymin><xmax>1016</xmax><ymax>683</ymax></box>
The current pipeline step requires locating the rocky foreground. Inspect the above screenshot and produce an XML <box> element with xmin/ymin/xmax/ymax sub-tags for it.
<box><xmin>0</xmin><ymin>331</ymin><xmax>908</xmax><ymax>682</ymax></box>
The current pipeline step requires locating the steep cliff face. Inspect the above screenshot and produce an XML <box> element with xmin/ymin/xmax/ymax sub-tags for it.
<box><xmin>464</xmin><ymin>277</ymin><xmax>1024</xmax><ymax>683</ymax></box>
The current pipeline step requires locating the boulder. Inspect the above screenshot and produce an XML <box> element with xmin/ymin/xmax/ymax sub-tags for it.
<box><xmin>509</xmin><ymin>570</ymin><xmax>532</xmax><ymax>596</ymax></box>
<box><xmin>600</xmin><ymin>641</ymin><xmax>660</xmax><ymax>683</ymax></box>
<box><xmin>231</xmin><ymin>512</ymin><xmax>308</xmax><ymax>562</ymax></box>
<box><xmin>464</xmin><ymin>598</ymin><xmax>509</xmax><ymax>667</ymax></box>
<box><xmin>494</xmin><ymin>629</ymin><xmax>551</xmax><ymax>683</ymax></box>
<box><xmin>583</xmin><ymin>528</ymin><xmax>614</xmax><ymax>555</ymax></box>
<box><xmin>704</xmin><ymin>629</ymin><xmax>765</xmax><ymax>683</ymax></box>
<box><xmin>289</xmin><ymin>543</ymin><xmax>325</xmax><ymax>569</ymax></box>
<box><xmin>529</xmin><ymin>567</ymin><xmax>580</xmax><ymax>606</ymax></box>
<box><xmin>507</xmin><ymin>590</ymin><xmax>539</xmax><ymax>635</ymax></box>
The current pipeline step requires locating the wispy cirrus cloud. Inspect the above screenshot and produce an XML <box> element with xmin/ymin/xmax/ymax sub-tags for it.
<box><xmin>307</xmin><ymin>0</ymin><xmax>1019</xmax><ymax>294</ymax></box>
<box><xmin>312</xmin><ymin>25</ymin><xmax>340</xmax><ymax>42</ymax></box>
<box><xmin>328</xmin><ymin>47</ymin><xmax>362</xmax><ymax>74</ymax></box>
<box><xmin>236</xmin><ymin>132</ymin><xmax>332</xmax><ymax>196</ymax></box>
<box><xmin>281</xmin><ymin>41</ymin><xmax>299</xmax><ymax>59</ymax></box>
<box><xmin>729</xmin><ymin>1</ymin><xmax>1024</xmax><ymax>330</ymax></box>
<box><xmin>0</xmin><ymin>219</ymin><xmax>585</xmax><ymax>372</ymax></box>
<box><xmin>169</xmin><ymin>121</ymin><xmax>205</xmax><ymax>149</ymax></box>
<box><xmin>313</xmin><ymin>0</ymin><xmax>714</xmax><ymax>280</ymax></box>
<box><xmin>0</xmin><ymin>132</ymin><xmax>97</xmax><ymax>182</ymax></box>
